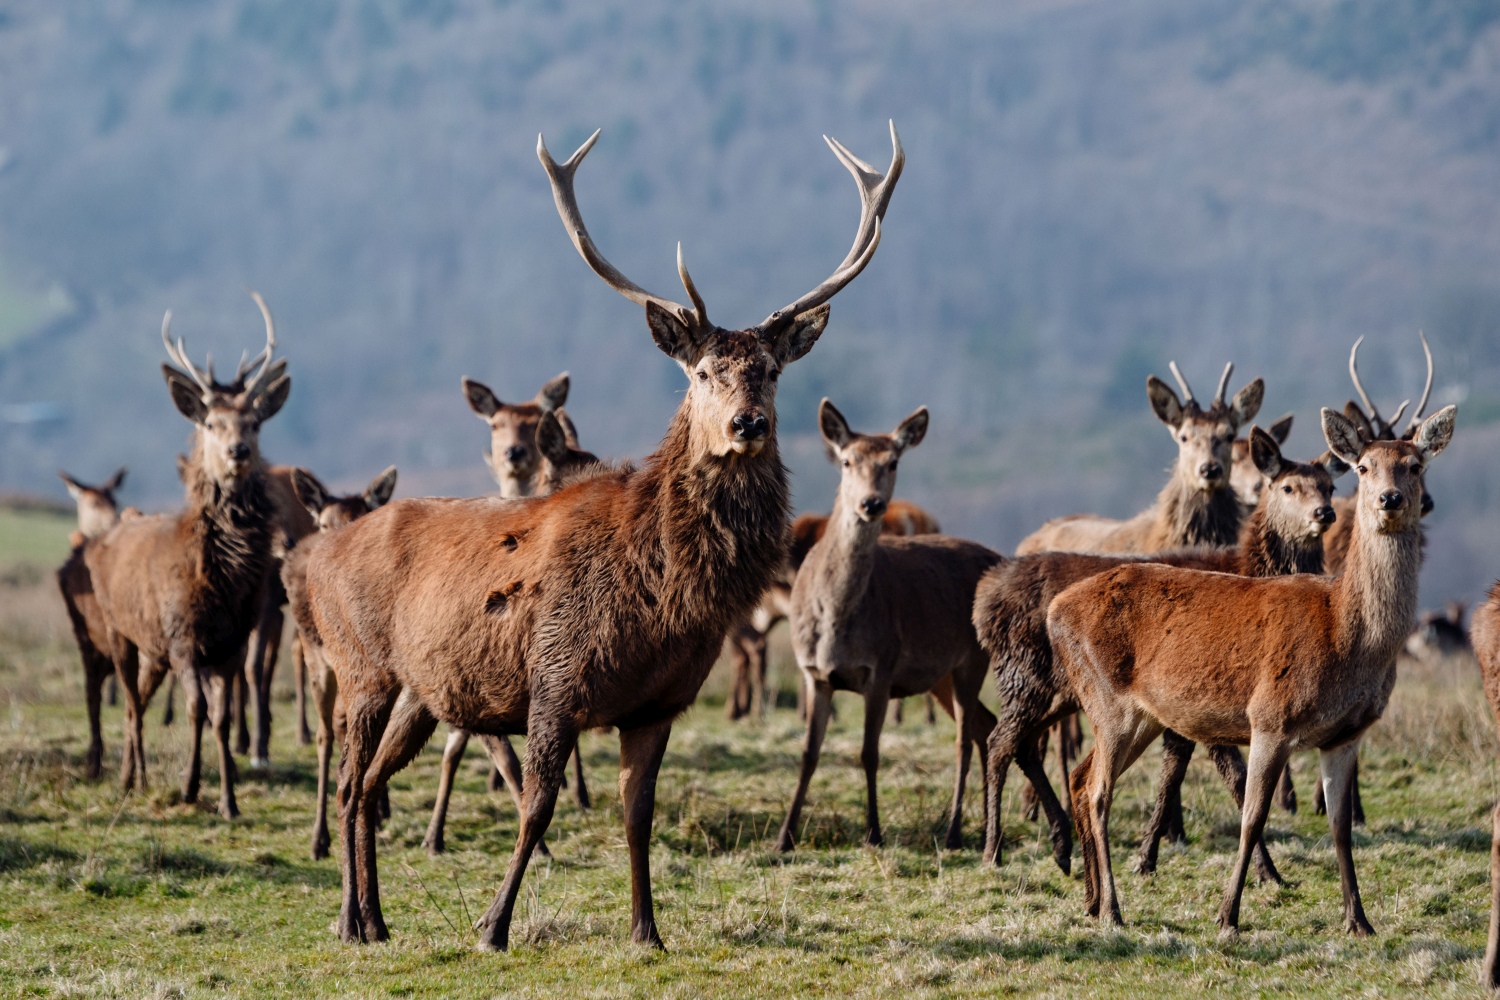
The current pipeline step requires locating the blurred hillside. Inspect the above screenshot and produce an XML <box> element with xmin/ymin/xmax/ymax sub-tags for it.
<box><xmin>0</xmin><ymin>0</ymin><xmax>1497</xmax><ymax>604</ymax></box>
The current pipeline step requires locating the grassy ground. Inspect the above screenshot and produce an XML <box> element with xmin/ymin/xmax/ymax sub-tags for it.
<box><xmin>1</xmin><ymin>577</ymin><xmax>1498</xmax><ymax>998</ymax></box>
<box><xmin>0</xmin><ymin>508</ymin><xmax>72</xmax><ymax>584</ymax></box>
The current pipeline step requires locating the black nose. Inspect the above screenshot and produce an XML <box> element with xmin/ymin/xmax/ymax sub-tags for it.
<box><xmin>505</xmin><ymin>445</ymin><xmax>528</xmax><ymax>463</ymax></box>
<box><xmin>1199</xmin><ymin>461</ymin><xmax>1223</xmax><ymax>480</ymax></box>
<box><xmin>1314</xmin><ymin>506</ymin><xmax>1335</xmax><ymax>525</ymax></box>
<box><xmin>1379</xmin><ymin>489</ymin><xmax>1405</xmax><ymax>511</ymax></box>
<box><xmin>230</xmin><ymin>443</ymin><xmax>251</xmax><ymax>462</ymax></box>
<box><xmin>732</xmin><ymin>413</ymin><xmax>770</xmax><ymax>440</ymax></box>
<box><xmin>860</xmin><ymin>496</ymin><xmax>887</xmax><ymax>517</ymax></box>
<box><xmin>1421</xmin><ymin>493</ymin><xmax>1434</xmax><ymax>516</ymax></box>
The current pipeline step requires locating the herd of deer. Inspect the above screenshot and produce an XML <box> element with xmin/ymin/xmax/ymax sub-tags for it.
<box><xmin>45</xmin><ymin>122</ymin><xmax>1500</xmax><ymax>986</ymax></box>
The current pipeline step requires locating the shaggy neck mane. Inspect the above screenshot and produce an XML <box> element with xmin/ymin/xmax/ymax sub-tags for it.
<box><xmin>629</xmin><ymin>404</ymin><xmax>790</xmax><ymax>638</ymax></box>
<box><xmin>1157</xmin><ymin>474</ymin><xmax>1241</xmax><ymax>548</ymax></box>
<box><xmin>181</xmin><ymin>437</ymin><xmax>274</xmax><ymax>610</ymax></box>
<box><xmin>1333</xmin><ymin>501</ymin><xmax>1423</xmax><ymax>661</ymax></box>
<box><xmin>1237</xmin><ymin>504</ymin><xmax>1325</xmax><ymax>577</ymax></box>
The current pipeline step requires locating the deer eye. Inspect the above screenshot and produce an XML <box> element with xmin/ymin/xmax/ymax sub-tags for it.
<box><xmin>1357</xmin><ymin>465</ymin><xmax>1367</xmax><ymax>475</ymax></box>
<box><xmin>696</xmin><ymin>370</ymin><xmax>709</xmax><ymax>382</ymax></box>
<box><xmin>889</xmin><ymin>460</ymin><xmax>898</xmax><ymax>472</ymax></box>
<box><xmin>768</xmin><ymin>368</ymin><xmax>780</xmax><ymax>382</ymax></box>
<box><xmin>1282</xmin><ymin>485</ymin><xmax>1292</xmax><ymax>494</ymax></box>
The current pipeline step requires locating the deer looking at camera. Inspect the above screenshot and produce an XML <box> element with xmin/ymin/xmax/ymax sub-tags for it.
<box><xmin>1470</xmin><ymin>586</ymin><xmax>1500</xmax><ymax>988</ymax></box>
<box><xmin>422</xmin><ymin>406</ymin><xmax>602</xmax><ymax>856</ymax></box>
<box><xmin>1048</xmin><ymin>403</ymin><xmax>1455</xmax><ymax>935</ymax></box>
<box><xmin>976</xmin><ymin>426</ymin><xmax>1345</xmax><ymax>874</ymax></box>
<box><xmin>83</xmin><ymin>296</ymin><xmax>290</xmax><ymax>816</ymax></box>
<box><xmin>280</xmin><ymin>465</ymin><xmax>398</xmax><ymax>860</ymax></box>
<box><xmin>305</xmin><ymin>123</ymin><xmax>902</xmax><ymax>950</ymax></box>
<box><xmin>777</xmin><ymin>400</ymin><xmax>1000</xmax><ymax>852</ymax></box>
<box><xmin>1017</xmin><ymin>363</ymin><xmax>1262</xmax><ymax>555</ymax></box>
<box><xmin>462</xmin><ymin>372</ymin><xmax>572</xmax><ymax>497</ymax></box>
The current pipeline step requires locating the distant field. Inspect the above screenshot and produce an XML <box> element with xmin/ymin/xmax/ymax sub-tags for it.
<box><xmin>0</xmin><ymin>506</ymin><xmax>73</xmax><ymax>580</ymax></box>
<box><xmin>0</xmin><ymin>579</ymin><xmax>1497</xmax><ymax>998</ymax></box>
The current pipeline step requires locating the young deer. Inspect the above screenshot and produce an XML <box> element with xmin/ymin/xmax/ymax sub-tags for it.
<box><xmin>1017</xmin><ymin>363</ymin><xmax>1262</xmax><ymax>555</ymax></box>
<box><xmin>777</xmin><ymin>400</ymin><xmax>1001</xmax><ymax>852</ymax></box>
<box><xmin>1230</xmin><ymin>413</ymin><xmax>1293</xmax><ymax>514</ymax></box>
<box><xmin>280</xmin><ymin>465</ymin><xmax>398</xmax><ymax>860</ymax></box>
<box><xmin>84</xmin><ymin>297</ymin><xmax>290</xmax><ymax>816</ymax></box>
<box><xmin>305</xmin><ymin>123</ymin><xmax>902</xmax><ymax>949</ymax></box>
<box><xmin>422</xmin><ymin>407</ymin><xmax>602</xmax><ymax>856</ymax></box>
<box><xmin>462</xmin><ymin>372</ymin><xmax>571</xmax><ymax>498</ymax></box>
<box><xmin>1471</xmin><ymin>585</ymin><xmax>1500</xmax><ymax>988</ymax></box>
<box><xmin>1048</xmin><ymin>404</ymin><xmax>1455</xmax><ymax>934</ymax></box>
<box><xmin>976</xmin><ymin>427</ymin><xmax>1344</xmax><ymax>873</ymax></box>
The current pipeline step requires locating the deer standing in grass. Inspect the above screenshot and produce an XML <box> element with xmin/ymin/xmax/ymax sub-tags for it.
<box><xmin>1470</xmin><ymin>585</ymin><xmax>1500</xmax><ymax>988</ymax></box>
<box><xmin>84</xmin><ymin>297</ymin><xmax>290</xmax><ymax>815</ymax></box>
<box><xmin>976</xmin><ymin>426</ymin><xmax>1344</xmax><ymax>874</ymax></box>
<box><xmin>422</xmin><ymin>407</ymin><xmax>601</xmax><ymax>855</ymax></box>
<box><xmin>1048</xmin><ymin>403</ymin><xmax>1455</xmax><ymax>934</ymax></box>
<box><xmin>776</xmin><ymin>399</ymin><xmax>1000</xmax><ymax>852</ymax></box>
<box><xmin>305</xmin><ymin>123</ymin><xmax>901</xmax><ymax>949</ymax></box>
<box><xmin>280</xmin><ymin>465</ymin><xmax>398</xmax><ymax>860</ymax></box>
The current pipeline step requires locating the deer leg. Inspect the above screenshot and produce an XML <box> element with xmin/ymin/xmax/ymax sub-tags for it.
<box><xmin>1206</xmin><ymin>744</ymin><xmax>1282</xmax><ymax>885</ymax></box>
<box><xmin>776</xmin><ymin>676</ymin><xmax>833</xmax><ymax>852</ymax></box>
<box><xmin>727</xmin><ymin>636</ymin><xmax>749</xmax><ymax>720</ymax></box>
<box><xmin>293</xmin><ymin>631</ymin><xmax>312</xmax><ymax>746</ymax></box>
<box><xmin>946</xmin><ymin>683</ymin><xmax>996</xmax><ymax>851</ymax></box>
<box><xmin>179</xmin><ymin>665</ymin><xmax>206</xmax><ymax>805</ymax></box>
<box><xmin>1017</xmin><ymin>733</ymin><xmax>1072</xmax><ymax>873</ymax></box>
<box><xmin>207</xmin><ymin>671</ymin><xmax>239</xmax><ymax>820</ymax></box>
<box><xmin>478</xmin><ymin>734</ymin><xmax>550</xmax><ymax>858</ymax></box>
<box><xmin>889</xmin><ymin>698</ymin><xmax>903</xmax><ymax>726</ymax></box>
<box><xmin>619</xmin><ymin>719</ymin><xmax>674</xmax><ymax>948</ymax></box>
<box><xmin>334</xmin><ymin>687</ymin><xmax>394</xmax><ymax>943</ymax></box>
<box><xmin>982</xmin><ymin>705</ymin><xmax>1019</xmax><ymax>867</ymax></box>
<box><xmin>115</xmin><ymin>646</ymin><xmax>145</xmax><ymax>792</ymax></box>
<box><xmin>861</xmin><ymin>686</ymin><xmax>892</xmax><ymax>847</ymax></box>
<box><xmin>232</xmin><ymin>666</ymin><xmax>249</xmax><ymax>756</ymax></box>
<box><xmin>1136</xmin><ymin>730</ymin><xmax>1195</xmax><ymax>875</ymax></box>
<box><xmin>1483</xmin><ymin>800</ymin><xmax>1500</xmax><ymax>989</ymax></box>
<box><xmin>925</xmin><ymin>693</ymin><xmax>938</xmax><ymax>726</ymax></box>
<box><xmin>1078</xmin><ymin>717</ymin><xmax>1163</xmax><ymax>926</ymax></box>
<box><xmin>310</xmin><ymin>657</ymin><xmax>337</xmax><ymax>860</ymax></box>
<box><xmin>750</xmin><ymin>633</ymin><xmax>768</xmax><ymax>722</ymax></box>
<box><xmin>160</xmin><ymin>673</ymin><xmax>176</xmax><ymax>727</ymax></box>
<box><xmin>1351</xmin><ymin>759</ymin><xmax>1365</xmax><ymax>826</ymax></box>
<box><xmin>1022</xmin><ymin>728</ymin><xmax>1047</xmax><ymax>822</ymax></box>
<box><xmin>248</xmin><ymin>600</ymin><xmax>284</xmax><ymax>767</ymax></box>
<box><xmin>474</xmin><ymin>711</ymin><xmax>573</xmax><ymax>952</ymax></box>
<box><xmin>1216</xmin><ymin>734</ymin><xmax>1290</xmax><ymax>935</ymax></box>
<box><xmin>944</xmin><ymin>690</ymin><xmax>971</xmax><ymax>850</ymax></box>
<box><xmin>1070</xmin><ymin>748</ymin><xmax>1102</xmax><ymax>917</ymax></box>
<box><xmin>106</xmin><ymin>672</ymin><xmax>118</xmax><ymax>707</ymax></box>
<box><xmin>1319</xmin><ymin>740</ymin><xmax>1373</xmax><ymax>936</ymax></box>
<box><xmin>1274</xmin><ymin>761</ymin><xmax>1297</xmax><ymax>814</ymax></box>
<box><xmin>423</xmin><ymin>728</ymin><xmax>470</xmax><ymax>856</ymax></box>
<box><xmin>572</xmin><ymin>744</ymin><xmax>591</xmax><ymax>811</ymax></box>
<box><xmin>84</xmin><ymin>655</ymin><xmax>107</xmax><ymax>780</ymax></box>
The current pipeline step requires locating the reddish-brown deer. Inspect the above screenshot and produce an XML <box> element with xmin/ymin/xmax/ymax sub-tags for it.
<box><xmin>776</xmin><ymin>399</ymin><xmax>1000</xmax><ymax>851</ymax></box>
<box><xmin>304</xmin><ymin>123</ymin><xmax>902</xmax><ymax>949</ymax></box>
<box><xmin>281</xmin><ymin>465</ymin><xmax>398</xmax><ymax>860</ymax></box>
<box><xmin>84</xmin><ymin>296</ymin><xmax>290</xmax><ymax>816</ymax></box>
<box><xmin>1047</xmin><ymin>404</ymin><xmax>1455</xmax><ymax>934</ymax></box>
<box><xmin>462</xmin><ymin>372</ymin><xmax>571</xmax><ymax>497</ymax></box>
<box><xmin>1017</xmin><ymin>363</ymin><xmax>1262</xmax><ymax>555</ymax></box>
<box><xmin>1470</xmin><ymin>585</ymin><xmax>1500</xmax><ymax>988</ymax></box>
<box><xmin>976</xmin><ymin>426</ymin><xmax>1345</xmax><ymax>873</ymax></box>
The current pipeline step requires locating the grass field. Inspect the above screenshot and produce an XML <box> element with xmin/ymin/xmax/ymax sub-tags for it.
<box><xmin>1</xmin><ymin>575</ymin><xmax>1498</xmax><ymax>998</ymax></box>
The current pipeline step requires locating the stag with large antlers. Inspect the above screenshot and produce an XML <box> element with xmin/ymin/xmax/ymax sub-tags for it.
<box><xmin>83</xmin><ymin>295</ymin><xmax>289</xmax><ymax>815</ymax></box>
<box><xmin>305</xmin><ymin>123</ymin><xmax>902</xmax><ymax>949</ymax></box>
<box><xmin>1048</xmin><ymin>403</ymin><xmax>1455</xmax><ymax>934</ymax></box>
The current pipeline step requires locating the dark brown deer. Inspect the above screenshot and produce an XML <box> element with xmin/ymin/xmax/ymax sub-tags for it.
<box><xmin>1017</xmin><ymin>363</ymin><xmax>1262</xmax><ymax>555</ymax></box>
<box><xmin>304</xmin><ymin>123</ymin><xmax>901</xmax><ymax>949</ymax></box>
<box><xmin>281</xmin><ymin>465</ymin><xmax>398</xmax><ymax>860</ymax></box>
<box><xmin>422</xmin><ymin>407</ymin><xmax>603</xmax><ymax>855</ymax></box>
<box><xmin>776</xmin><ymin>400</ymin><xmax>999</xmax><ymax>852</ymax></box>
<box><xmin>84</xmin><ymin>297</ymin><xmax>290</xmax><ymax>816</ymax></box>
<box><xmin>1471</xmin><ymin>585</ymin><xmax>1500</xmax><ymax>988</ymax></box>
<box><xmin>1048</xmin><ymin>404</ymin><xmax>1455</xmax><ymax>934</ymax></box>
<box><xmin>977</xmin><ymin>426</ymin><xmax>1345</xmax><ymax>874</ymax></box>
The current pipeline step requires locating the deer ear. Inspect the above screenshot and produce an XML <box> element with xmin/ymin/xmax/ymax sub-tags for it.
<box><xmin>536</xmin><ymin>372</ymin><xmax>569</xmax><ymax>412</ymax></box>
<box><xmin>1146</xmin><ymin>377</ymin><xmax>1184</xmax><ymax>428</ymax></box>
<box><xmin>363</xmin><ymin>466</ymin><xmax>398</xmax><ymax>510</ymax></box>
<box><xmin>770</xmin><ymin>304</ymin><xmax>830</xmax><ymax>368</ymax></box>
<box><xmin>290</xmin><ymin>468</ymin><xmax>330</xmax><ymax>515</ymax></box>
<box><xmin>646</xmin><ymin>301</ymin><xmax>702</xmax><ymax>368</ymax></box>
<box><xmin>163</xmin><ymin>366</ymin><xmax>208</xmax><ymax>423</ymax></box>
<box><xmin>1318</xmin><ymin>451</ymin><xmax>1351</xmax><ymax>481</ymax></box>
<box><xmin>1268</xmin><ymin>412</ymin><xmax>1294</xmax><ymax>444</ymax></box>
<box><xmin>462</xmin><ymin>377</ymin><xmax>500</xmax><ymax>418</ymax></box>
<box><xmin>1412</xmin><ymin>404</ymin><xmax>1456</xmax><ymax>460</ymax></box>
<box><xmin>1229</xmin><ymin>378</ymin><xmax>1264</xmax><ymax>427</ymax></box>
<box><xmin>555</xmin><ymin>408</ymin><xmax>582</xmax><ymax>449</ymax></box>
<box><xmin>1343</xmin><ymin>402</ymin><xmax>1375</xmax><ymax>444</ymax></box>
<box><xmin>818</xmin><ymin>398</ymin><xmax>853</xmax><ymax>453</ymax></box>
<box><xmin>1321</xmin><ymin>408</ymin><xmax>1365</xmax><ymax>467</ymax></box>
<box><xmin>58</xmin><ymin>471</ymin><xmax>85</xmax><ymax>501</ymax></box>
<box><xmin>1248</xmin><ymin>426</ymin><xmax>1283</xmax><ymax>479</ymax></box>
<box><xmin>536</xmin><ymin>411</ymin><xmax>571</xmax><ymax>465</ymax></box>
<box><xmin>253</xmin><ymin>374</ymin><xmax>291</xmax><ymax>422</ymax></box>
<box><xmin>893</xmin><ymin>406</ymin><xmax>929</xmax><ymax>451</ymax></box>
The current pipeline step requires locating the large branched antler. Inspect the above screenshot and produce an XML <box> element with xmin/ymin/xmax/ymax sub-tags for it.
<box><xmin>1404</xmin><ymin>330</ymin><xmax>1434</xmax><ymax>438</ymax></box>
<box><xmin>160</xmin><ymin>291</ymin><xmax>281</xmax><ymax>401</ymax></box>
<box><xmin>1349</xmin><ymin>333</ymin><xmax>1433</xmax><ymax>440</ymax></box>
<box><xmin>239</xmin><ymin>291</ymin><xmax>279</xmax><ymax>400</ymax></box>
<box><xmin>162</xmin><ymin>311</ymin><xmax>214</xmax><ymax>399</ymax></box>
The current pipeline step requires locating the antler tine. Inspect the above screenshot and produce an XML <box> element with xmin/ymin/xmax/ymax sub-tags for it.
<box><xmin>241</xmin><ymin>290</ymin><xmax>279</xmax><ymax>398</ymax></box>
<box><xmin>1406</xmin><ymin>330</ymin><xmax>1434</xmax><ymax>433</ymax></box>
<box><xmin>1212</xmin><ymin>362</ymin><xmax>1233</xmax><ymax>407</ymax></box>
<box><xmin>161</xmin><ymin>310</ymin><xmax>214</xmax><ymax>397</ymax></box>
<box><xmin>756</xmin><ymin>121</ymin><xmax>902</xmax><ymax>338</ymax></box>
<box><xmin>1348</xmin><ymin>336</ymin><xmax>1385</xmax><ymax>429</ymax></box>
<box><xmin>1388</xmin><ymin>399</ymin><xmax>1410</xmax><ymax>430</ymax></box>
<box><xmin>676</xmin><ymin>243</ymin><xmax>708</xmax><ymax>328</ymax></box>
<box><xmin>537</xmin><ymin>130</ymin><xmax>701</xmax><ymax>332</ymax></box>
<box><xmin>1167</xmin><ymin>361</ymin><xmax>1195</xmax><ymax>403</ymax></box>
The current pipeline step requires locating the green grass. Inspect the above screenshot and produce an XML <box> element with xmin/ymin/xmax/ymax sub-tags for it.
<box><xmin>0</xmin><ymin>508</ymin><xmax>74</xmax><ymax>582</ymax></box>
<box><xmin>0</xmin><ymin>580</ymin><xmax>1497</xmax><ymax>997</ymax></box>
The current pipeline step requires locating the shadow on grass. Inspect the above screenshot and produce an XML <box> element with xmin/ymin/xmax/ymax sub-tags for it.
<box><xmin>0</xmin><ymin>834</ymin><xmax>78</xmax><ymax>871</ymax></box>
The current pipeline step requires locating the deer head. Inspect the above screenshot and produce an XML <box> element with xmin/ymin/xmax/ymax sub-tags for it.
<box><xmin>291</xmin><ymin>466</ymin><xmax>398</xmax><ymax>532</ymax></box>
<box><xmin>1230</xmin><ymin>412</ymin><xmax>1293</xmax><ymax>509</ymax></box>
<box><xmin>818</xmin><ymin>398</ymin><xmax>928</xmax><ymax>522</ymax></box>
<box><xmin>1147</xmin><ymin>362</ymin><xmax>1264</xmax><ymax>494</ymax></box>
<box><xmin>538</xmin><ymin>123</ymin><xmax>902</xmax><ymax>461</ymax></box>
<box><xmin>1247</xmin><ymin>425</ymin><xmax>1346</xmax><ymax>543</ymax></box>
<box><xmin>461</xmin><ymin>372</ymin><xmax>569</xmax><ymax>497</ymax></box>
<box><xmin>1345</xmin><ymin>332</ymin><xmax>1437</xmax><ymax>515</ymax></box>
<box><xmin>533</xmin><ymin>408</ymin><xmax>599</xmax><ymax>495</ymax></box>
<box><xmin>59</xmin><ymin>467</ymin><xmax>126</xmax><ymax>539</ymax></box>
<box><xmin>160</xmin><ymin>292</ymin><xmax>290</xmax><ymax>490</ymax></box>
<box><xmin>1323</xmin><ymin>404</ymin><xmax>1455</xmax><ymax>536</ymax></box>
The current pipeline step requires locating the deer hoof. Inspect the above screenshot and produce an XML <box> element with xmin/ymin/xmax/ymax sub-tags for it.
<box><xmin>250</xmin><ymin>756</ymin><xmax>270</xmax><ymax>769</ymax></box>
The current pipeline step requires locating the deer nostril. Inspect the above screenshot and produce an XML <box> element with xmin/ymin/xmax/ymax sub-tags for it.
<box><xmin>505</xmin><ymin>445</ymin><xmax>527</xmax><ymax>463</ymax></box>
<box><xmin>860</xmin><ymin>496</ymin><xmax>886</xmax><ymax>517</ymax></box>
<box><xmin>1379</xmin><ymin>489</ymin><xmax>1405</xmax><ymax>511</ymax></box>
<box><xmin>732</xmin><ymin>413</ymin><xmax>768</xmax><ymax>440</ymax></box>
<box><xmin>1314</xmin><ymin>506</ymin><xmax>1335</xmax><ymax>525</ymax></box>
<box><xmin>230</xmin><ymin>444</ymin><xmax>251</xmax><ymax>461</ymax></box>
<box><xmin>1199</xmin><ymin>462</ymin><xmax>1222</xmax><ymax>480</ymax></box>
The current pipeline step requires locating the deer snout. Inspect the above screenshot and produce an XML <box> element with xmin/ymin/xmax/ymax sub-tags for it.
<box><xmin>504</xmin><ymin>445</ymin><xmax>529</xmax><ymax>464</ymax></box>
<box><xmin>1313</xmin><ymin>505</ymin><xmax>1336</xmax><ymax>526</ymax></box>
<box><xmin>731</xmin><ymin>412</ymin><xmax>770</xmax><ymax>441</ymax></box>
<box><xmin>229</xmin><ymin>443</ymin><xmax>251</xmax><ymax>463</ymax></box>
<box><xmin>1378</xmin><ymin>489</ymin><xmax>1406</xmax><ymax>511</ymax></box>
<box><xmin>859</xmin><ymin>496</ymin><xmax>887</xmax><ymax>519</ymax></box>
<box><xmin>1198</xmin><ymin>461</ymin><xmax>1223</xmax><ymax>482</ymax></box>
